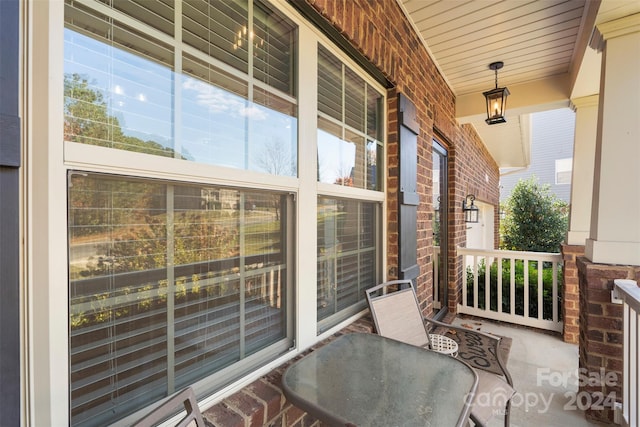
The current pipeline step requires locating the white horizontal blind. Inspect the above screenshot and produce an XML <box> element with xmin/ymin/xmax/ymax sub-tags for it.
<box><xmin>317</xmin><ymin>198</ymin><xmax>378</xmax><ymax>328</ymax></box>
<box><xmin>64</xmin><ymin>0</ymin><xmax>297</xmax><ymax>174</ymax></box>
<box><xmin>68</xmin><ymin>173</ymin><xmax>289</xmax><ymax>426</ymax></box>
<box><xmin>317</xmin><ymin>44</ymin><xmax>383</xmax><ymax>191</ymax></box>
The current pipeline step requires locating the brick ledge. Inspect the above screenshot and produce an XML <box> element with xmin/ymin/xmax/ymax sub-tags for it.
<box><xmin>201</xmin><ymin>317</ymin><xmax>374</xmax><ymax>427</ymax></box>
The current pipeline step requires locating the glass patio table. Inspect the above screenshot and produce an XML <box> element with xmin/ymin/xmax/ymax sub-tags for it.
<box><xmin>282</xmin><ymin>333</ymin><xmax>478</xmax><ymax>427</ymax></box>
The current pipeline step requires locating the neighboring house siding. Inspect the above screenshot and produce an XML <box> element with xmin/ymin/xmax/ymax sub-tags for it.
<box><xmin>500</xmin><ymin>108</ymin><xmax>576</xmax><ymax>203</ymax></box>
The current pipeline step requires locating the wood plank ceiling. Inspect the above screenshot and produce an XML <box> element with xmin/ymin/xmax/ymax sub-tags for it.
<box><xmin>399</xmin><ymin>0</ymin><xmax>592</xmax><ymax>169</ymax></box>
<box><xmin>401</xmin><ymin>0</ymin><xmax>588</xmax><ymax>97</ymax></box>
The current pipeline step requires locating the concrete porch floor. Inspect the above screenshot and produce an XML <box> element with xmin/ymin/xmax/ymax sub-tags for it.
<box><xmin>451</xmin><ymin>317</ymin><xmax>606</xmax><ymax>427</ymax></box>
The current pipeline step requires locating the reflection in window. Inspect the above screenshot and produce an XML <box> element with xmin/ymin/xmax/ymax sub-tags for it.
<box><xmin>68</xmin><ymin>172</ymin><xmax>289</xmax><ymax>426</ymax></box>
<box><xmin>317</xmin><ymin>45</ymin><xmax>383</xmax><ymax>190</ymax></box>
<box><xmin>64</xmin><ymin>0</ymin><xmax>297</xmax><ymax>176</ymax></box>
<box><xmin>317</xmin><ymin>198</ymin><xmax>378</xmax><ymax>328</ymax></box>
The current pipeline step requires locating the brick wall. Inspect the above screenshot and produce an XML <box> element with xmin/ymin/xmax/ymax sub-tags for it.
<box><xmin>561</xmin><ymin>244</ymin><xmax>584</xmax><ymax>344</ymax></box>
<box><xmin>577</xmin><ymin>257</ymin><xmax>640</xmax><ymax>423</ymax></box>
<box><xmin>305</xmin><ymin>0</ymin><xmax>500</xmax><ymax>315</ymax></box>
<box><xmin>447</xmin><ymin>125</ymin><xmax>500</xmax><ymax>311</ymax></box>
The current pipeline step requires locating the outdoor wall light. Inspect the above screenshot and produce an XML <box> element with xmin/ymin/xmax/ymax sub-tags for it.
<box><xmin>483</xmin><ymin>61</ymin><xmax>510</xmax><ymax>125</ymax></box>
<box><xmin>462</xmin><ymin>194</ymin><xmax>479</xmax><ymax>223</ymax></box>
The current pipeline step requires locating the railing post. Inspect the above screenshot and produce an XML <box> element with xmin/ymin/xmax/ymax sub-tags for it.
<box><xmin>614</xmin><ymin>279</ymin><xmax>640</xmax><ymax>427</ymax></box>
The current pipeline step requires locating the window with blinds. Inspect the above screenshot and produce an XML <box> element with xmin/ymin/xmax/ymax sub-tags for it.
<box><xmin>64</xmin><ymin>0</ymin><xmax>297</xmax><ymax>176</ymax></box>
<box><xmin>317</xmin><ymin>198</ymin><xmax>379</xmax><ymax>328</ymax></box>
<box><xmin>317</xmin><ymin>45</ymin><xmax>384</xmax><ymax>190</ymax></box>
<box><xmin>68</xmin><ymin>172</ymin><xmax>290</xmax><ymax>427</ymax></box>
<box><xmin>316</xmin><ymin>43</ymin><xmax>383</xmax><ymax>330</ymax></box>
<box><xmin>64</xmin><ymin>0</ymin><xmax>296</xmax><ymax>425</ymax></box>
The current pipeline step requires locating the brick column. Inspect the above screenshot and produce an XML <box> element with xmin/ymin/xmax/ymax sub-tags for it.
<box><xmin>577</xmin><ymin>257</ymin><xmax>640</xmax><ymax>423</ymax></box>
<box><xmin>561</xmin><ymin>244</ymin><xmax>583</xmax><ymax>344</ymax></box>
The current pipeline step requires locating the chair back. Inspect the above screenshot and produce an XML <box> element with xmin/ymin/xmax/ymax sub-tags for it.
<box><xmin>132</xmin><ymin>386</ymin><xmax>205</xmax><ymax>427</ymax></box>
<box><xmin>365</xmin><ymin>280</ymin><xmax>431</xmax><ymax>348</ymax></box>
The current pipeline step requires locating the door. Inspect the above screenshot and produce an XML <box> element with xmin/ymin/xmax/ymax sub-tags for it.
<box><xmin>432</xmin><ymin>141</ymin><xmax>448</xmax><ymax>315</ymax></box>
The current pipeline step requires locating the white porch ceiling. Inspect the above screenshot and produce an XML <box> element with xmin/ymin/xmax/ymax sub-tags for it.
<box><xmin>398</xmin><ymin>0</ymin><xmax>640</xmax><ymax>170</ymax></box>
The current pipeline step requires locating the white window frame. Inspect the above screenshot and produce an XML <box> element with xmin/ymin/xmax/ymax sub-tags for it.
<box><xmin>25</xmin><ymin>1</ymin><xmax>386</xmax><ymax>425</ymax></box>
<box><xmin>555</xmin><ymin>157</ymin><xmax>572</xmax><ymax>185</ymax></box>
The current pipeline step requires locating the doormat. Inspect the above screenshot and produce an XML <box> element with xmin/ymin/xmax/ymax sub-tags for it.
<box><xmin>443</xmin><ymin>328</ymin><xmax>512</xmax><ymax>377</ymax></box>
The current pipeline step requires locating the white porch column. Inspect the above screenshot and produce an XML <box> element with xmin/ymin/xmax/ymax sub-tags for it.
<box><xmin>566</xmin><ymin>95</ymin><xmax>598</xmax><ymax>246</ymax></box>
<box><xmin>585</xmin><ymin>15</ymin><xmax>640</xmax><ymax>266</ymax></box>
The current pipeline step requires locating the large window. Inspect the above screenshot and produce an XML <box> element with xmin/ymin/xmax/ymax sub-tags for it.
<box><xmin>316</xmin><ymin>45</ymin><xmax>384</xmax><ymax>330</ymax></box>
<box><xmin>68</xmin><ymin>173</ymin><xmax>290</xmax><ymax>426</ymax></box>
<box><xmin>64</xmin><ymin>0</ymin><xmax>297</xmax><ymax>175</ymax></box>
<box><xmin>63</xmin><ymin>0</ymin><xmax>296</xmax><ymax>425</ymax></box>
<box><xmin>47</xmin><ymin>1</ymin><xmax>386</xmax><ymax>425</ymax></box>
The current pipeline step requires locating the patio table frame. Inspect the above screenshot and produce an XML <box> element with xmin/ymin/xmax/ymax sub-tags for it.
<box><xmin>282</xmin><ymin>333</ymin><xmax>478</xmax><ymax>427</ymax></box>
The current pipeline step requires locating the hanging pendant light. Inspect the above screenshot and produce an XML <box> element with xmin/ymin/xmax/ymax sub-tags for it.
<box><xmin>483</xmin><ymin>61</ymin><xmax>510</xmax><ymax>125</ymax></box>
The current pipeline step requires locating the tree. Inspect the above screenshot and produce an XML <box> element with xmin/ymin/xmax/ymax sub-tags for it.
<box><xmin>64</xmin><ymin>73</ymin><xmax>179</xmax><ymax>158</ymax></box>
<box><xmin>500</xmin><ymin>177</ymin><xmax>568</xmax><ymax>253</ymax></box>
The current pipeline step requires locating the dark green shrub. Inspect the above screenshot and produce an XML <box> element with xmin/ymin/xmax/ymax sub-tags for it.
<box><xmin>466</xmin><ymin>259</ymin><xmax>563</xmax><ymax>320</ymax></box>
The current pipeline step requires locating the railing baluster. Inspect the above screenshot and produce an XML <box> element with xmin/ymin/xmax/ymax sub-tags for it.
<box><xmin>473</xmin><ymin>255</ymin><xmax>479</xmax><ymax>309</ymax></box>
<box><xmin>497</xmin><ymin>256</ymin><xmax>503</xmax><ymax>314</ymax></box>
<box><xmin>523</xmin><ymin>259</ymin><xmax>529</xmax><ymax>319</ymax></box>
<box><xmin>457</xmin><ymin>247</ymin><xmax>563</xmax><ymax>332</ymax></box>
<box><xmin>552</xmin><ymin>261</ymin><xmax>558</xmax><ymax>322</ymax></box>
<box><xmin>485</xmin><ymin>256</ymin><xmax>491</xmax><ymax>313</ymax></box>
<box><xmin>624</xmin><ymin>301</ymin><xmax>630</xmax><ymax>425</ymax></box>
<box><xmin>613</xmin><ymin>279</ymin><xmax>640</xmax><ymax>427</ymax></box>
<box><xmin>631</xmin><ymin>309</ymin><xmax>637</xmax><ymax>427</ymax></box>
<box><xmin>510</xmin><ymin>258</ymin><xmax>515</xmax><ymax>316</ymax></box>
<box><xmin>538</xmin><ymin>260</ymin><xmax>543</xmax><ymax>320</ymax></box>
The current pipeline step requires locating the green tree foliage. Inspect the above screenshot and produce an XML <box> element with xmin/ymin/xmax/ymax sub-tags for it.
<box><xmin>500</xmin><ymin>177</ymin><xmax>568</xmax><ymax>253</ymax></box>
<box><xmin>64</xmin><ymin>73</ymin><xmax>178</xmax><ymax>157</ymax></box>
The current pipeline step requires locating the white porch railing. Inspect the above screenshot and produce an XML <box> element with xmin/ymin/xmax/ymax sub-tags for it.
<box><xmin>457</xmin><ymin>247</ymin><xmax>563</xmax><ymax>332</ymax></box>
<box><xmin>613</xmin><ymin>279</ymin><xmax>640</xmax><ymax>427</ymax></box>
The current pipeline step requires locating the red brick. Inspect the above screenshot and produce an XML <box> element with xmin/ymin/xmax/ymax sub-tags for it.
<box><xmin>604</xmin><ymin>304</ymin><xmax>623</xmax><ymax>317</ymax></box>
<box><xmin>246</xmin><ymin>379</ymin><xmax>283</xmax><ymax>422</ymax></box>
<box><xmin>203</xmin><ymin>402</ymin><xmax>244</xmax><ymax>427</ymax></box>
<box><xmin>605</xmin><ymin>358</ymin><xmax>623</xmax><ymax>373</ymax></box>
<box><xmin>587</xmin><ymin>329</ymin><xmax>603</xmax><ymax>342</ymax></box>
<box><xmin>285</xmin><ymin>404</ymin><xmax>305</xmax><ymax>426</ymax></box>
<box><xmin>587</xmin><ymin>303</ymin><xmax>603</xmax><ymax>315</ymax></box>
<box><xmin>606</xmin><ymin>331</ymin><xmax>623</xmax><ymax>344</ymax></box>
<box><xmin>588</xmin><ymin>316</ymin><xmax>622</xmax><ymax>330</ymax></box>
<box><xmin>225</xmin><ymin>391</ymin><xmax>265</xmax><ymax>427</ymax></box>
<box><xmin>588</xmin><ymin>341</ymin><xmax>622</xmax><ymax>357</ymax></box>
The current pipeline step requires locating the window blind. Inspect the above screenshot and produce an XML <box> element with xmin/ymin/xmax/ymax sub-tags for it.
<box><xmin>316</xmin><ymin>198</ymin><xmax>378</xmax><ymax>324</ymax></box>
<box><xmin>68</xmin><ymin>173</ymin><xmax>288</xmax><ymax>426</ymax></box>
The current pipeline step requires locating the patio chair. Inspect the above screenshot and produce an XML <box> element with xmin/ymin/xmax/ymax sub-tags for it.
<box><xmin>131</xmin><ymin>386</ymin><xmax>205</xmax><ymax>427</ymax></box>
<box><xmin>365</xmin><ymin>280</ymin><xmax>515</xmax><ymax>427</ymax></box>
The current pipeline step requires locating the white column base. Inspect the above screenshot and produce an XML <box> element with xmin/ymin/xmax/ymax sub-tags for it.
<box><xmin>585</xmin><ymin>239</ymin><xmax>640</xmax><ymax>266</ymax></box>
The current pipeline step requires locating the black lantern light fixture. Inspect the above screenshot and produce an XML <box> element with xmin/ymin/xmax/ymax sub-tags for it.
<box><xmin>462</xmin><ymin>194</ymin><xmax>479</xmax><ymax>223</ymax></box>
<box><xmin>483</xmin><ymin>61</ymin><xmax>510</xmax><ymax>125</ymax></box>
